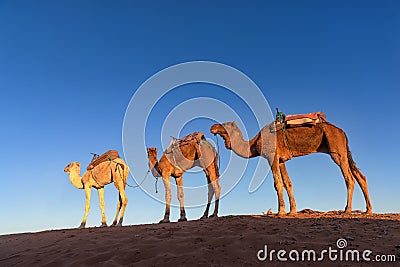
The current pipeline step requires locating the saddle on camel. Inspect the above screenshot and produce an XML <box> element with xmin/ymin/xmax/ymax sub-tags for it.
<box><xmin>86</xmin><ymin>150</ymin><xmax>121</xmax><ymax>171</ymax></box>
<box><xmin>165</xmin><ymin>132</ymin><xmax>206</xmax><ymax>154</ymax></box>
<box><xmin>273</xmin><ymin>109</ymin><xmax>326</xmax><ymax>131</ymax></box>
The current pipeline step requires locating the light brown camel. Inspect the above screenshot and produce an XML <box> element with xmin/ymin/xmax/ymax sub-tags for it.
<box><xmin>147</xmin><ymin>132</ymin><xmax>220</xmax><ymax>223</ymax></box>
<box><xmin>210</xmin><ymin>120</ymin><xmax>372</xmax><ymax>215</ymax></box>
<box><xmin>64</xmin><ymin>158</ymin><xmax>129</xmax><ymax>228</ymax></box>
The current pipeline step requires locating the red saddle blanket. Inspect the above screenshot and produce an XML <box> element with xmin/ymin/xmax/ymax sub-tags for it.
<box><xmin>86</xmin><ymin>150</ymin><xmax>120</xmax><ymax>171</ymax></box>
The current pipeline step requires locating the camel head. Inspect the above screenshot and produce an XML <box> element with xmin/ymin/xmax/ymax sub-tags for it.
<box><xmin>64</xmin><ymin>162</ymin><xmax>84</xmax><ymax>189</ymax></box>
<box><xmin>210</xmin><ymin>122</ymin><xmax>237</xmax><ymax>150</ymax></box>
<box><xmin>64</xmin><ymin>162</ymin><xmax>81</xmax><ymax>174</ymax></box>
<box><xmin>147</xmin><ymin>147</ymin><xmax>158</xmax><ymax>158</ymax></box>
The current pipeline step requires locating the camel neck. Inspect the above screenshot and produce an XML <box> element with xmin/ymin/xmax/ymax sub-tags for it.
<box><xmin>69</xmin><ymin>169</ymin><xmax>84</xmax><ymax>189</ymax></box>
<box><xmin>148</xmin><ymin>154</ymin><xmax>162</xmax><ymax>177</ymax></box>
<box><xmin>229</xmin><ymin>127</ymin><xmax>258</xmax><ymax>159</ymax></box>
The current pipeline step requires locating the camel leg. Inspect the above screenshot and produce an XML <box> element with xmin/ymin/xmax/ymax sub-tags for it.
<box><xmin>116</xmin><ymin>187</ymin><xmax>128</xmax><ymax>226</ymax></box>
<box><xmin>80</xmin><ymin>187</ymin><xmax>92</xmax><ymax>228</ymax></box>
<box><xmin>175</xmin><ymin>176</ymin><xmax>187</xmax><ymax>222</ymax></box>
<box><xmin>97</xmin><ymin>188</ymin><xmax>107</xmax><ymax>227</ymax></box>
<box><xmin>160</xmin><ymin>175</ymin><xmax>171</xmax><ymax>223</ymax></box>
<box><xmin>201</xmin><ymin>179</ymin><xmax>214</xmax><ymax>219</ymax></box>
<box><xmin>343</xmin><ymin>144</ymin><xmax>372</xmax><ymax>214</ymax></box>
<box><xmin>112</xmin><ymin>195</ymin><xmax>122</xmax><ymax>226</ymax></box>
<box><xmin>208</xmin><ymin>171</ymin><xmax>221</xmax><ymax>218</ymax></box>
<box><xmin>351</xmin><ymin>168</ymin><xmax>372</xmax><ymax>214</ymax></box>
<box><xmin>280</xmin><ymin>163</ymin><xmax>297</xmax><ymax>214</ymax></box>
<box><xmin>111</xmin><ymin>165</ymin><xmax>128</xmax><ymax>226</ymax></box>
<box><xmin>271</xmin><ymin>159</ymin><xmax>286</xmax><ymax>215</ymax></box>
<box><xmin>330</xmin><ymin>152</ymin><xmax>355</xmax><ymax>213</ymax></box>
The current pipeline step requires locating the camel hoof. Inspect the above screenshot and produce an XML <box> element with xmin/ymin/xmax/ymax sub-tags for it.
<box><xmin>200</xmin><ymin>215</ymin><xmax>208</xmax><ymax>220</ymax></box>
<box><xmin>78</xmin><ymin>223</ymin><xmax>86</xmax><ymax>229</ymax></box>
<box><xmin>178</xmin><ymin>217</ymin><xmax>187</xmax><ymax>222</ymax></box>
<box><xmin>277</xmin><ymin>212</ymin><xmax>286</xmax><ymax>216</ymax></box>
<box><xmin>288</xmin><ymin>211</ymin><xmax>297</xmax><ymax>216</ymax></box>
<box><xmin>100</xmin><ymin>223</ymin><xmax>108</xmax><ymax>228</ymax></box>
<box><xmin>208</xmin><ymin>214</ymin><xmax>218</xmax><ymax>218</ymax></box>
<box><xmin>111</xmin><ymin>222</ymin><xmax>117</xmax><ymax>227</ymax></box>
<box><xmin>159</xmin><ymin>219</ymin><xmax>170</xmax><ymax>224</ymax></box>
<box><xmin>365</xmin><ymin>210</ymin><xmax>373</xmax><ymax>215</ymax></box>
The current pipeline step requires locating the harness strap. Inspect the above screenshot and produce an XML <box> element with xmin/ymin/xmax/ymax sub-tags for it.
<box><xmin>281</xmin><ymin>128</ymin><xmax>294</xmax><ymax>157</ymax></box>
<box><xmin>90</xmin><ymin>169</ymin><xmax>102</xmax><ymax>187</ymax></box>
<box><xmin>167</xmin><ymin>134</ymin><xmax>203</xmax><ymax>169</ymax></box>
<box><xmin>276</xmin><ymin>108</ymin><xmax>294</xmax><ymax>157</ymax></box>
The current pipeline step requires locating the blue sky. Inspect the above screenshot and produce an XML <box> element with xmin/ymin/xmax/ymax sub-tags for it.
<box><xmin>0</xmin><ymin>1</ymin><xmax>399</xmax><ymax>235</ymax></box>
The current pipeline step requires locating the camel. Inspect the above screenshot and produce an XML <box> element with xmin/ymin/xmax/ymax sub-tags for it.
<box><xmin>147</xmin><ymin>132</ymin><xmax>220</xmax><ymax>223</ymax></box>
<box><xmin>63</xmin><ymin>157</ymin><xmax>129</xmax><ymax>228</ymax></box>
<box><xmin>210</xmin><ymin>119</ymin><xmax>372</xmax><ymax>215</ymax></box>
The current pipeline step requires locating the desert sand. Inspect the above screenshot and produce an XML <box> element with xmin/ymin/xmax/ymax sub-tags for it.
<box><xmin>1</xmin><ymin>210</ymin><xmax>399</xmax><ymax>267</ymax></box>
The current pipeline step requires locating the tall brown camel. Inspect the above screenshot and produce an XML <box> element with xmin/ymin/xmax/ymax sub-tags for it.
<box><xmin>210</xmin><ymin>120</ymin><xmax>372</xmax><ymax>215</ymax></box>
<box><xmin>64</xmin><ymin>158</ymin><xmax>129</xmax><ymax>228</ymax></box>
<box><xmin>147</xmin><ymin>132</ymin><xmax>220</xmax><ymax>223</ymax></box>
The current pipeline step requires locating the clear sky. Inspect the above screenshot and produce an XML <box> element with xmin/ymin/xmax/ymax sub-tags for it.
<box><xmin>0</xmin><ymin>1</ymin><xmax>399</xmax><ymax>235</ymax></box>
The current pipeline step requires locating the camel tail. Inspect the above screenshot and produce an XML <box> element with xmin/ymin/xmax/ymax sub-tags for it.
<box><xmin>347</xmin><ymin>145</ymin><xmax>366</xmax><ymax>182</ymax></box>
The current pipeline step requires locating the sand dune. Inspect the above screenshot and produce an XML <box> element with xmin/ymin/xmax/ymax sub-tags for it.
<box><xmin>1</xmin><ymin>211</ymin><xmax>399</xmax><ymax>266</ymax></box>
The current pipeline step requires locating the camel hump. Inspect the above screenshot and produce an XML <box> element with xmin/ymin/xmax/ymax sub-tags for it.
<box><xmin>86</xmin><ymin>150</ymin><xmax>120</xmax><ymax>171</ymax></box>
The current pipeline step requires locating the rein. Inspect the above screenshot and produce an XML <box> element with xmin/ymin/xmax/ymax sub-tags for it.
<box><xmin>110</xmin><ymin>158</ymin><xmax>151</xmax><ymax>189</ymax></box>
<box><xmin>125</xmin><ymin>169</ymin><xmax>151</xmax><ymax>189</ymax></box>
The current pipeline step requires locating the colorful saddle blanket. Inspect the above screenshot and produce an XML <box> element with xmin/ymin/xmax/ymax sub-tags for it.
<box><xmin>86</xmin><ymin>150</ymin><xmax>120</xmax><ymax>171</ymax></box>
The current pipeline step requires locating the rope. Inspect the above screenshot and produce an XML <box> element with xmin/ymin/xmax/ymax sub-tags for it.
<box><xmin>108</xmin><ymin>157</ymin><xmax>151</xmax><ymax>189</ymax></box>
<box><xmin>125</xmin><ymin>169</ymin><xmax>150</xmax><ymax>189</ymax></box>
<box><xmin>86</xmin><ymin>154</ymin><xmax>153</xmax><ymax>190</ymax></box>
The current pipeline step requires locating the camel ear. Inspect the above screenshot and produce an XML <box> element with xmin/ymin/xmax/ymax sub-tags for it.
<box><xmin>63</xmin><ymin>164</ymin><xmax>70</xmax><ymax>172</ymax></box>
<box><xmin>233</xmin><ymin>121</ymin><xmax>237</xmax><ymax>126</ymax></box>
